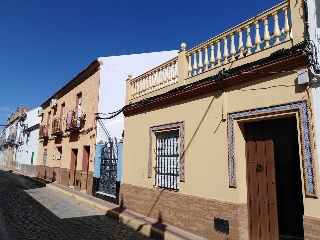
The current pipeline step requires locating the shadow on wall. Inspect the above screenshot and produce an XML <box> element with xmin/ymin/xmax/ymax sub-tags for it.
<box><xmin>115</xmin><ymin>190</ymin><xmax>168</xmax><ymax>239</ymax></box>
<box><xmin>105</xmin><ymin>194</ymin><xmax>126</xmax><ymax>221</ymax></box>
<box><xmin>150</xmin><ymin>212</ymin><xmax>167</xmax><ymax>240</ymax></box>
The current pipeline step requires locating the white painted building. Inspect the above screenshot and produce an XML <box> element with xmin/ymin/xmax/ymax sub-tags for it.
<box><xmin>93</xmin><ymin>50</ymin><xmax>178</xmax><ymax>198</ymax></box>
<box><xmin>96</xmin><ymin>50</ymin><xmax>178</xmax><ymax>144</ymax></box>
<box><xmin>15</xmin><ymin>107</ymin><xmax>42</xmax><ymax>175</ymax></box>
<box><xmin>305</xmin><ymin>0</ymin><xmax>320</xmax><ymax>172</ymax></box>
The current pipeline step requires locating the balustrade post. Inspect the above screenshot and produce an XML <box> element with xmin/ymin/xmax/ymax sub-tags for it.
<box><xmin>159</xmin><ymin>67</ymin><xmax>164</xmax><ymax>88</ymax></box>
<box><xmin>178</xmin><ymin>43</ymin><xmax>188</xmax><ymax>85</ymax></box>
<box><xmin>198</xmin><ymin>49</ymin><xmax>203</xmax><ymax>74</ymax></box>
<box><xmin>210</xmin><ymin>44</ymin><xmax>215</xmax><ymax>69</ymax></box>
<box><xmin>163</xmin><ymin>67</ymin><xmax>168</xmax><ymax>86</ymax></box>
<box><xmin>126</xmin><ymin>73</ymin><xmax>133</xmax><ymax>104</ymax></box>
<box><xmin>193</xmin><ymin>51</ymin><xmax>198</xmax><ymax>76</ymax></box>
<box><xmin>263</xmin><ymin>18</ymin><xmax>271</xmax><ymax>48</ymax></box>
<box><xmin>187</xmin><ymin>54</ymin><xmax>192</xmax><ymax>78</ymax></box>
<box><xmin>139</xmin><ymin>77</ymin><xmax>144</xmax><ymax>96</ymax></box>
<box><xmin>273</xmin><ymin>12</ymin><xmax>281</xmax><ymax>44</ymax></box>
<box><xmin>144</xmin><ymin>75</ymin><xmax>149</xmax><ymax>95</ymax></box>
<box><xmin>216</xmin><ymin>41</ymin><xmax>222</xmax><ymax>67</ymax></box>
<box><xmin>167</xmin><ymin>65</ymin><xmax>172</xmax><ymax>85</ymax></box>
<box><xmin>223</xmin><ymin>37</ymin><xmax>229</xmax><ymax>64</ymax></box>
<box><xmin>150</xmin><ymin>74</ymin><xmax>154</xmax><ymax>92</ymax></box>
<box><xmin>204</xmin><ymin>47</ymin><xmax>209</xmax><ymax>71</ymax></box>
<box><xmin>238</xmin><ymin>30</ymin><xmax>244</xmax><ymax>58</ymax></box>
<box><xmin>255</xmin><ymin>22</ymin><xmax>261</xmax><ymax>52</ymax></box>
<box><xmin>284</xmin><ymin>8</ymin><xmax>290</xmax><ymax>41</ymax></box>
<box><xmin>171</xmin><ymin>62</ymin><xmax>176</xmax><ymax>82</ymax></box>
<box><xmin>246</xmin><ymin>26</ymin><xmax>253</xmax><ymax>55</ymax></box>
<box><xmin>230</xmin><ymin>35</ymin><xmax>236</xmax><ymax>62</ymax></box>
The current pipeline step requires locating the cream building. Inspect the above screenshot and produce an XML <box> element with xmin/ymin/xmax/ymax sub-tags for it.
<box><xmin>36</xmin><ymin>50</ymin><xmax>178</xmax><ymax>196</ymax></box>
<box><xmin>121</xmin><ymin>1</ymin><xmax>320</xmax><ymax>239</ymax></box>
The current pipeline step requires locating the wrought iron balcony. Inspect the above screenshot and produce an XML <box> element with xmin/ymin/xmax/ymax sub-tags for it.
<box><xmin>19</xmin><ymin>112</ymin><xmax>27</xmax><ymax>119</ymax></box>
<box><xmin>51</xmin><ymin>117</ymin><xmax>64</xmax><ymax>136</ymax></box>
<box><xmin>65</xmin><ymin>109</ymin><xmax>84</xmax><ymax>132</ymax></box>
<box><xmin>39</xmin><ymin>125</ymin><xmax>49</xmax><ymax>139</ymax></box>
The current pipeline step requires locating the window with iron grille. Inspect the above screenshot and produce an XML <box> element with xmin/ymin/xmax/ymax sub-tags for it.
<box><xmin>42</xmin><ymin>148</ymin><xmax>47</xmax><ymax>166</ymax></box>
<box><xmin>155</xmin><ymin>130</ymin><xmax>180</xmax><ymax>190</ymax></box>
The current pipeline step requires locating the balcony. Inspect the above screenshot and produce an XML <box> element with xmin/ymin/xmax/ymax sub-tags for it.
<box><xmin>19</xmin><ymin>112</ymin><xmax>27</xmax><ymax>120</ymax></box>
<box><xmin>51</xmin><ymin>117</ymin><xmax>64</xmax><ymax>136</ymax></box>
<box><xmin>39</xmin><ymin>125</ymin><xmax>49</xmax><ymax>139</ymax></box>
<box><xmin>66</xmin><ymin>109</ymin><xmax>85</xmax><ymax>132</ymax></box>
<box><xmin>125</xmin><ymin>0</ymin><xmax>305</xmax><ymax>106</ymax></box>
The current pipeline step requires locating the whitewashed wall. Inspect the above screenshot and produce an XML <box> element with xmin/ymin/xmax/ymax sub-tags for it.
<box><xmin>15</xmin><ymin>107</ymin><xmax>42</xmax><ymax>167</ymax></box>
<box><xmin>96</xmin><ymin>50</ymin><xmax>178</xmax><ymax>144</ymax></box>
<box><xmin>307</xmin><ymin>0</ymin><xmax>320</xmax><ymax>172</ymax></box>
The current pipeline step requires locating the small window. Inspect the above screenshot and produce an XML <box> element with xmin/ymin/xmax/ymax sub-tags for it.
<box><xmin>43</xmin><ymin>148</ymin><xmax>47</xmax><ymax>166</ymax></box>
<box><xmin>77</xmin><ymin>92</ymin><xmax>82</xmax><ymax>109</ymax></box>
<box><xmin>155</xmin><ymin>130</ymin><xmax>180</xmax><ymax>190</ymax></box>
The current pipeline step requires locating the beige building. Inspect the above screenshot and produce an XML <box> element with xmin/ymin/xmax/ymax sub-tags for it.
<box><xmin>37</xmin><ymin>61</ymin><xmax>99</xmax><ymax>194</ymax></box>
<box><xmin>121</xmin><ymin>1</ymin><xmax>320</xmax><ymax>239</ymax></box>
<box><xmin>36</xmin><ymin>50</ymin><xmax>178</xmax><ymax>196</ymax></box>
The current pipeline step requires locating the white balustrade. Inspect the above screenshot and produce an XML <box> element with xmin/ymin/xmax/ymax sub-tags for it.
<box><xmin>130</xmin><ymin>58</ymin><xmax>178</xmax><ymax>99</ymax></box>
<box><xmin>128</xmin><ymin>1</ymin><xmax>293</xmax><ymax>101</ymax></box>
<box><xmin>185</xmin><ymin>1</ymin><xmax>291</xmax><ymax>77</ymax></box>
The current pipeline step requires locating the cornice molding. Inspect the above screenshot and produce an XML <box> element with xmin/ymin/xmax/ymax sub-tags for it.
<box><xmin>124</xmin><ymin>48</ymin><xmax>307</xmax><ymax>116</ymax></box>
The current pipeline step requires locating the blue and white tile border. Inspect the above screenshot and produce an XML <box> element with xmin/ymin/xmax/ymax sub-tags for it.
<box><xmin>148</xmin><ymin>122</ymin><xmax>185</xmax><ymax>181</ymax></box>
<box><xmin>227</xmin><ymin>100</ymin><xmax>317</xmax><ymax>197</ymax></box>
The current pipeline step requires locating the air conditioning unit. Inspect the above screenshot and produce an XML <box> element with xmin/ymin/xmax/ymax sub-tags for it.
<box><xmin>38</xmin><ymin>109</ymin><xmax>43</xmax><ymax>116</ymax></box>
<box><xmin>50</xmin><ymin>99</ymin><xmax>57</xmax><ymax>108</ymax></box>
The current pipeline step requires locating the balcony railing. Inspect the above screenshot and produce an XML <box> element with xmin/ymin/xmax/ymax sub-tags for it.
<box><xmin>130</xmin><ymin>57</ymin><xmax>178</xmax><ymax>100</ymax></box>
<box><xmin>51</xmin><ymin>117</ymin><xmax>64</xmax><ymax>136</ymax></box>
<box><xmin>66</xmin><ymin>109</ymin><xmax>84</xmax><ymax>132</ymax></box>
<box><xmin>126</xmin><ymin>0</ymin><xmax>304</xmax><ymax>104</ymax></box>
<box><xmin>39</xmin><ymin>125</ymin><xmax>49</xmax><ymax>139</ymax></box>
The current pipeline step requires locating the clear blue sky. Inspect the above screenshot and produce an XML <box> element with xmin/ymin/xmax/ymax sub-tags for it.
<box><xmin>0</xmin><ymin>0</ymin><xmax>282</xmax><ymax>125</ymax></box>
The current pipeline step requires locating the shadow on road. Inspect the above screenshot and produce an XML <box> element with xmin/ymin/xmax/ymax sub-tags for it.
<box><xmin>0</xmin><ymin>170</ymin><xmax>152</xmax><ymax>240</ymax></box>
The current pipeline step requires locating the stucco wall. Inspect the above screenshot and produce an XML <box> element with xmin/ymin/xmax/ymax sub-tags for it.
<box><xmin>15</xmin><ymin>107</ymin><xmax>41</xmax><ymax>167</ymax></box>
<box><xmin>96</xmin><ymin>50</ymin><xmax>178</xmax><ymax>144</ymax></box>
<box><xmin>37</xmin><ymin>69</ymin><xmax>100</xmax><ymax>176</ymax></box>
<box><xmin>122</xmin><ymin>68</ymin><xmax>320</xmax><ymax>218</ymax></box>
<box><xmin>307</xmin><ymin>0</ymin><xmax>320</xmax><ymax>176</ymax></box>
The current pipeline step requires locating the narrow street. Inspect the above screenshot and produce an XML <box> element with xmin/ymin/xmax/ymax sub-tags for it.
<box><xmin>0</xmin><ymin>169</ymin><xmax>153</xmax><ymax>240</ymax></box>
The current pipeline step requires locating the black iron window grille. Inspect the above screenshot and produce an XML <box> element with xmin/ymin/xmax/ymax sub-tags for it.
<box><xmin>42</xmin><ymin>148</ymin><xmax>47</xmax><ymax>166</ymax></box>
<box><xmin>155</xmin><ymin>130</ymin><xmax>180</xmax><ymax>191</ymax></box>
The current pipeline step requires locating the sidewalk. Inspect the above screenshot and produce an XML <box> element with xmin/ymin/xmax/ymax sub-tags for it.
<box><xmin>1</xmin><ymin>166</ymin><xmax>204</xmax><ymax>240</ymax></box>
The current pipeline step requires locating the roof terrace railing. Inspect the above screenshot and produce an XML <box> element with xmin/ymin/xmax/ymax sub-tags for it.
<box><xmin>126</xmin><ymin>0</ymin><xmax>305</xmax><ymax>104</ymax></box>
<box><xmin>129</xmin><ymin>57</ymin><xmax>178</xmax><ymax>100</ymax></box>
<box><xmin>186</xmin><ymin>1</ymin><xmax>290</xmax><ymax>77</ymax></box>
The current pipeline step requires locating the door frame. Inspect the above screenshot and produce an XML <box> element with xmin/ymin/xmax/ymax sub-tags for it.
<box><xmin>227</xmin><ymin>100</ymin><xmax>317</xmax><ymax>198</ymax></box>
<box><xmin>245</xmin><ymin>117</ymin><xmax>305</xmax><ymax>239</ymax></box>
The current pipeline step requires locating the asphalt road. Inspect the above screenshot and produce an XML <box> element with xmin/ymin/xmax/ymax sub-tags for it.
<box><xmin>0</xmin><ymin>169</ymin><xmax>153</xmax><ymax>240</ymax></box>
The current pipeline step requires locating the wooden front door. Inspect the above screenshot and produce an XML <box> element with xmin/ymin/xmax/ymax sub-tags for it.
<box><xmin>245</xmin><ymin>117</ymin><xmax>304</xmax><ymax>240</ymax></box>
<box><xmin>82</xmin><ymin>146</ymin><xmax>90</xmax><ymax>190</ymax></box>
<box><xmin>70</xmin><ymin>149</ymin><xmax>78</xmax><ymax>186</ymax></box>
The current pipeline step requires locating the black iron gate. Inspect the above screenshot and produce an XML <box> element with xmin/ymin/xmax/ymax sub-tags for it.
<box><xmin>98</xmin><ymin>141</ymin><xmax>118</xmax><ymax>197</ymax></box>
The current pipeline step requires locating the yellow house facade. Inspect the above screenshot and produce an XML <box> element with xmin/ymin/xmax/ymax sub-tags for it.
<box><xmin>121</xmin><ymin>1</ymin><xmax>320</xmax><ymax>239</ymax></box>
<box><xmin>37</xmin><ymin>60</ymin><xmax>100</xmax><ymax>194</ymax></box>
